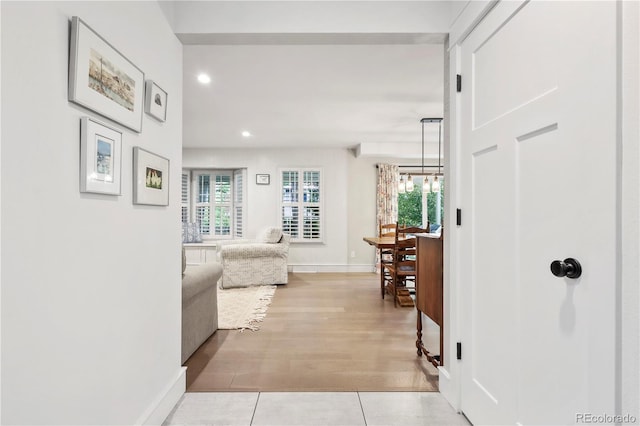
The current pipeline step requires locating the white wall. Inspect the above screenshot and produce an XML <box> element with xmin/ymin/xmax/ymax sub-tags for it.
<box><xmin>158</xmin><ymin>0</ymin><xmax>176</xmax><ymax>30</ymax></box>
<box><xmin>1</xmin><ymin>2</ymin><xmax>183</xmax><ymax>424</ymax></box>
<box><xmin>346</xmin><ymin>154</ymin><xmax>379</xmax><ymax>270</ymax></box>
<box><xmin>184</xmin><ymin>148</ymin><xmax>352</xmax><ymax>270</ymax></box>
<box><xmin>448</xmin><ymin>1</ymin><xmax>470</xmax><ymax>28</ymax></box>
<box><xmin>0</xmin><ymin>2</ymin><xmax>3</xmax><ymax>421</ymax></box>
<box><xmin>172</xmin><ymin>1</ymin><xmax>451</xmax><ymax>35</ymax></box>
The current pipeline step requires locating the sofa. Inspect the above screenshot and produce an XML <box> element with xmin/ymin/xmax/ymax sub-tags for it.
<box><xmin>181</xmin><ymin>249</ymin><xmax>222</xmax><ymax>364</ymax></box>
<box><xmin>219</xmin><ymin>227</ymin><xmax>290</xmax><ymax>289</ymax></box>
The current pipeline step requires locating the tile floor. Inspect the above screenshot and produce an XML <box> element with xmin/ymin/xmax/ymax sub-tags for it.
<box><xmin>163</xmin><ymin>391</ymin><xmax>470</xmax><ymax>426</ymax></box>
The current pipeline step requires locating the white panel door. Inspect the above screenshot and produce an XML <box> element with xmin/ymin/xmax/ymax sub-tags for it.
<box><xmin>459</xmin><ymin>1</ymin><xmax>617</xmax><ymax>425</ymax></box>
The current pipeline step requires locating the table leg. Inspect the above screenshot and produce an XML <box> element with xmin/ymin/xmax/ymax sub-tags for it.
<box><xmin>416</xmin><ymin>309</ymin><xmax>423</xmax><ymax>356</ymax></box>
<box><xmin>380</xmin><ymin>259</ymin><xmax>385</xmax><ymax>299</ymax></box>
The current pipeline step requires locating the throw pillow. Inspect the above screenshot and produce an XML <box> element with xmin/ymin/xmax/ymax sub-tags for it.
<box><xmin>182</xmin><ymin>222</ymin><xmax>202</xmax><ymax>243</ymax></box>
<box><xmin>257</xmin><ymin>226</ymin><xmax>283</xmax><ymax>244</ymax></box>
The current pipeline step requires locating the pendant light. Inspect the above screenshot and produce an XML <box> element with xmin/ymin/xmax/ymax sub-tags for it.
<box><xmin>433</xmin><ymin>119</ymin><xmax>442</xmax><ymax>193</ymax></box>
<box><xmin>421</xmin><ymin>118</ymin><xmax>431</xmax><ymax>193</ymax></box>
<box><xmin>405</xmin><ymin>174</ymin><xmax>414</xmax><ymax>192</ymax></box>
<box><xmin>432</xmin><ymin>176</ymin><xmax>440</xmax><ymax>193</ymax></box>
<box><xmin>398</xmin><ymin>175</ymin><xmax>406</xmax><ymax>194</ymax></box>
<box><xmin>424</xmin><ymin>176</ymin><xmax>431</xmax><ymax>193</ymax></box>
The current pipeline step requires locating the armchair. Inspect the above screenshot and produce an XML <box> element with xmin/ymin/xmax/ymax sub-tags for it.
<box><xmin>219</xmin><ymin>227</ymin><xmax>290</xmax><ymax>289</ymax></box>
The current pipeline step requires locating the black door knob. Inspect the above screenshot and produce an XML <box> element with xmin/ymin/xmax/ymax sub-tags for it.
<box><xmin>550</xmin><ymin>258</ymin><xmax>582</xmax><ymax>279</ymax></box>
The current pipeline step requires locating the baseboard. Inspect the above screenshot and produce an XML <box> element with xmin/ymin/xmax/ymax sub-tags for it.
<box><xmin>289</xmin><ymin>264</ymin><xmax>375</xmax><ymax>273</ymax></box>
<box><xmin>137</xmin><ymin>367</ymin><xmax>186</xmax><ymax>425</ymax></box>
<box><xmin>438</xmin><ymin>366</ymin><xmax>460</xmax><ymax>411</ymax></box>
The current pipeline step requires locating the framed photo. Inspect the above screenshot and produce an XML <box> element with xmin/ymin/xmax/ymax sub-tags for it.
<box><xmin>133</xmin><ymin>147</ymin><xmax>170</xmax><ymax>206</ymax></box>
<box><xmin>69</xmin><ymin>16</ymin><xmax>145</xmax><ymax>133</ymax></box>
<box><xmin>80</xmin><ymin>117</ymin><xmax>122</xmax><ymax>195</ymax></box>
<box><xmin>144</xmin><ymin>80</ymin><xmax>168</xmax><ymax>122</ymax></box>
<box><xmin>256</xmin><ymin>174</ymin><xmax>270</xmax><ymax>185</ymax></box>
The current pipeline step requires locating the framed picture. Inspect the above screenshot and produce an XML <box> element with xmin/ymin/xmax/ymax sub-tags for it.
<box><xmin>144</xmin><ymin>80</ymin><xmax>168</xmax><ymax>122</ymax></box>
<box><xmin>80</xmin><ymin>117</ymin><xmax>122</xmax><ymax>195</ymax></box>
<box><xmin>133</xmin><ymin>147</ymin><xmax>170</xmax><ymax>206</ymax></box>
<box><xmin>256</xmin><ymin>174</ymin><xmax>270</xmax><ymax>185</ymax></box>
<box><xmin>69</xmin><ymin>16</ymin><xmax>145</xmax><ymax>133</ymax></box>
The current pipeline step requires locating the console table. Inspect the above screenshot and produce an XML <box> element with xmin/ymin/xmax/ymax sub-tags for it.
<box><xmin>415</xmin><ymin>233</ymin><xmax>444</xmax><ymax>368</ymax></box>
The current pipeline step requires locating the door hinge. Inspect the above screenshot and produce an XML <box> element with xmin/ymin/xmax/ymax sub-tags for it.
<box><xmin>456</xmin><ymin>208</ymin><xmax>462</xmax><ymax>226</ymax></box>
<box><xmin>457</xmin><ymin>342</ymin><xmax>462</xmax><ymax>360</ymax></box>
<box><xmin>456</xmin><ymin>74</ymin><xmax>462</xmax><ymax>92</ymax></box>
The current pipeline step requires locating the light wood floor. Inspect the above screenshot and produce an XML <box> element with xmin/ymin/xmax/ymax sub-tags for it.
<box><xmin>185</xmin><ymin>272</ymin><xmax>440</xmax><ymax>392</ymax></box>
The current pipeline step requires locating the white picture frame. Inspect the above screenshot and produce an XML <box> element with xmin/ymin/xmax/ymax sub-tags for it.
<box><xmin>256</xmin><ymin>174</ymin><xmax>270</xmax><ymax>185</ymax></box>
<box><xmin>69</xmin><ymin>16</ymin><xmax>145</xmax><ymax>133</ymax></box>
<box><xmin>133</xmin><ymin>147</ymin><xmax>170</xmax><ymax>206</ymax></box>
<box><xmin>80</xmin><ymin>117</ymin><xmax>122</xmax><ymax>195</ymax></box>
<box><xmin>144</xmin><ymin>80</ymin><xmax>168</xmax><ymax>122</ymax></box>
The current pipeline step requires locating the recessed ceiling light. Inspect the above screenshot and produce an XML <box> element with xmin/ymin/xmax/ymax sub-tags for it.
<box><xmin>241</xmin><ymin>131</ymin><xmax>252</xmax><ymax>138</ymax></box>
<box><xmin>197</xmin><ymin>73</ymin><xmax>211</xmax><ymax>84</ymax></box>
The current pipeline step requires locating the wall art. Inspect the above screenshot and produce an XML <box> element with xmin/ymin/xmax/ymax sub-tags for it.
<box><xmin>144</xmin><ymin>80</ymin><xmax>168</xmax><ymax>122</ymax></box>
<box><xmin>69</xmin><ymin>16</ymin><xmax>145</xmax><ymax>133</ymax></box>
<box><xmin>133</xmin><ymin>147</ymin><xmax>169</xmax><ymax>206</ymax></box>
<box><xmin>80</xmin><ymin>117</ymin><xmax>122</xmax><ymax>195</ymax></box>
<box><xmin>256</xmin><ymin>174</ymin><xmax>270</xmax><ymax>185</ymax></box>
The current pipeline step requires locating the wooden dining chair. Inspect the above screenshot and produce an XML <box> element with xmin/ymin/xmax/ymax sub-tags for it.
<box><xmin>398</xmin><ymin>223</ymin><xmax>429</xmax><ymax>292</ymax></box>
<box><xmin>378</xmin><ymin>222</ymin><xmax>397</xmax><ymax>299</ymax></box>
<box><xmin>379</xmin><ymin>222</ymin><xmax>396</xmax><ymax>237</ymax></box>
<box><xmin>383</xmin><ymin>223</ymin><xmax>429</xmax><ymax>307</ymax></box>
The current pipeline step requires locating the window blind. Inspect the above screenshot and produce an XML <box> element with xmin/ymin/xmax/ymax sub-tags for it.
<box><xmin>280</xmin><ymin>168</ymin><xmax>322</xmax><ymax>242</ymax></box>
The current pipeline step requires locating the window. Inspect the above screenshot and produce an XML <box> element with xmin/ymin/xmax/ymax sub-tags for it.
<box><xmin>181</xmin><ymin>172</ymin><xmax>190</xmax><ymax>224</ymax></box>
<box><xmin>182</xmin><ymin>169</ymin><xmax>245</xmax><ymax>239</ymax></box>
<box><xmin>195</xmin><ymin>173</ymin><xmax>213</xmax><ymax>235</ymax></box>
<box><xmin>233</xmin><ymin>169</ymin><xmax>245</xmax><ymax>238</ymax></box>
<box><xmin>398</xmin><ymin>176</ymin><xmax>444</xmax><ymax>230</ymax></box>
<box><xmin>280</xmin><ymin>168</ymin><xmax>322</xmax><ymax>242</ymax></box>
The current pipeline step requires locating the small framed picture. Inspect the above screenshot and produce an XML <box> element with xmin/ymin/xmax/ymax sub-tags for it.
<box><xmin>256</xmin><ymin>174</ymin><xmax>270</xmax><ymax>185</ymax></box>
<box><xmin>133</xmin><ymin>147</ymin><xmax>169</xmax><ymax>206</ymax></box>
<box><xmin>80</xmin><ymin>117</ymin><xmax>122</xmax><ymax>195</ymax></box>
<box><xmin>144</xmin><ymin>80</ymin><xmax>168</xmax><ymax>122</ymax></box>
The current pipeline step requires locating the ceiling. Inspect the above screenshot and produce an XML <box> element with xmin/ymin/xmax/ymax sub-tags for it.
<box><xmin>182</xmin><ymin>39</ymin><xmax>445</xmax><ymax>153</ymax></box>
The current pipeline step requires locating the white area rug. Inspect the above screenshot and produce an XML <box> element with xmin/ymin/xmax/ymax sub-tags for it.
<box><xmin>217</xmin><ymin>285</ymin><xmax>277</xmax><ymax>331</ymax></box>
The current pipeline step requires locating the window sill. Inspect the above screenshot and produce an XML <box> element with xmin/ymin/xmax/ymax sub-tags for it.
<box><xmin>183</xmin><ymin>242</ymin><xmax>218</xmax><ymax>247</ymax></box>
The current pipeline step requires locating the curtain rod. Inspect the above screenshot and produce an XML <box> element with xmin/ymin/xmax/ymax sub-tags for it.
<box><xmin>376</xmin><ymin>165</ymin><xmax>440</xmax><ymax>168</ymax></box>
<box><xmin>398</xmin><ymin>172</ymin><xmax>441</xmax><ymax>177</ymax></box>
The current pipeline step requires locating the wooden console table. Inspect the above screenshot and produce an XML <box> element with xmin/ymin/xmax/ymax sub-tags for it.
<box><xmin>415</xmin><ymin>233</ymin><xmax>443</xmax><ymax>368</ymax></box>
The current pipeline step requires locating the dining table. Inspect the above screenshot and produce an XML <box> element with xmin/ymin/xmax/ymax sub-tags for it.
<box><xmin>362</xmin><ymin>236</ymin><xmax>397</xmax><ymax>250</ymax></box>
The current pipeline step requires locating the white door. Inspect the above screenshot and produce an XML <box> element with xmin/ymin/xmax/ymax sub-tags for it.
<box><xmin>459</xmin><ymin>1</ymin><xmax>618</xmax><ymax>424</ymax></box>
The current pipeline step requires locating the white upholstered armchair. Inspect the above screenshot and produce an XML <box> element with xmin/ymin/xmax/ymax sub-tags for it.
<box><xmin>219</xmin><ymin>227</ymin><xmax>290</xmax><ymax>289</ymax></box>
